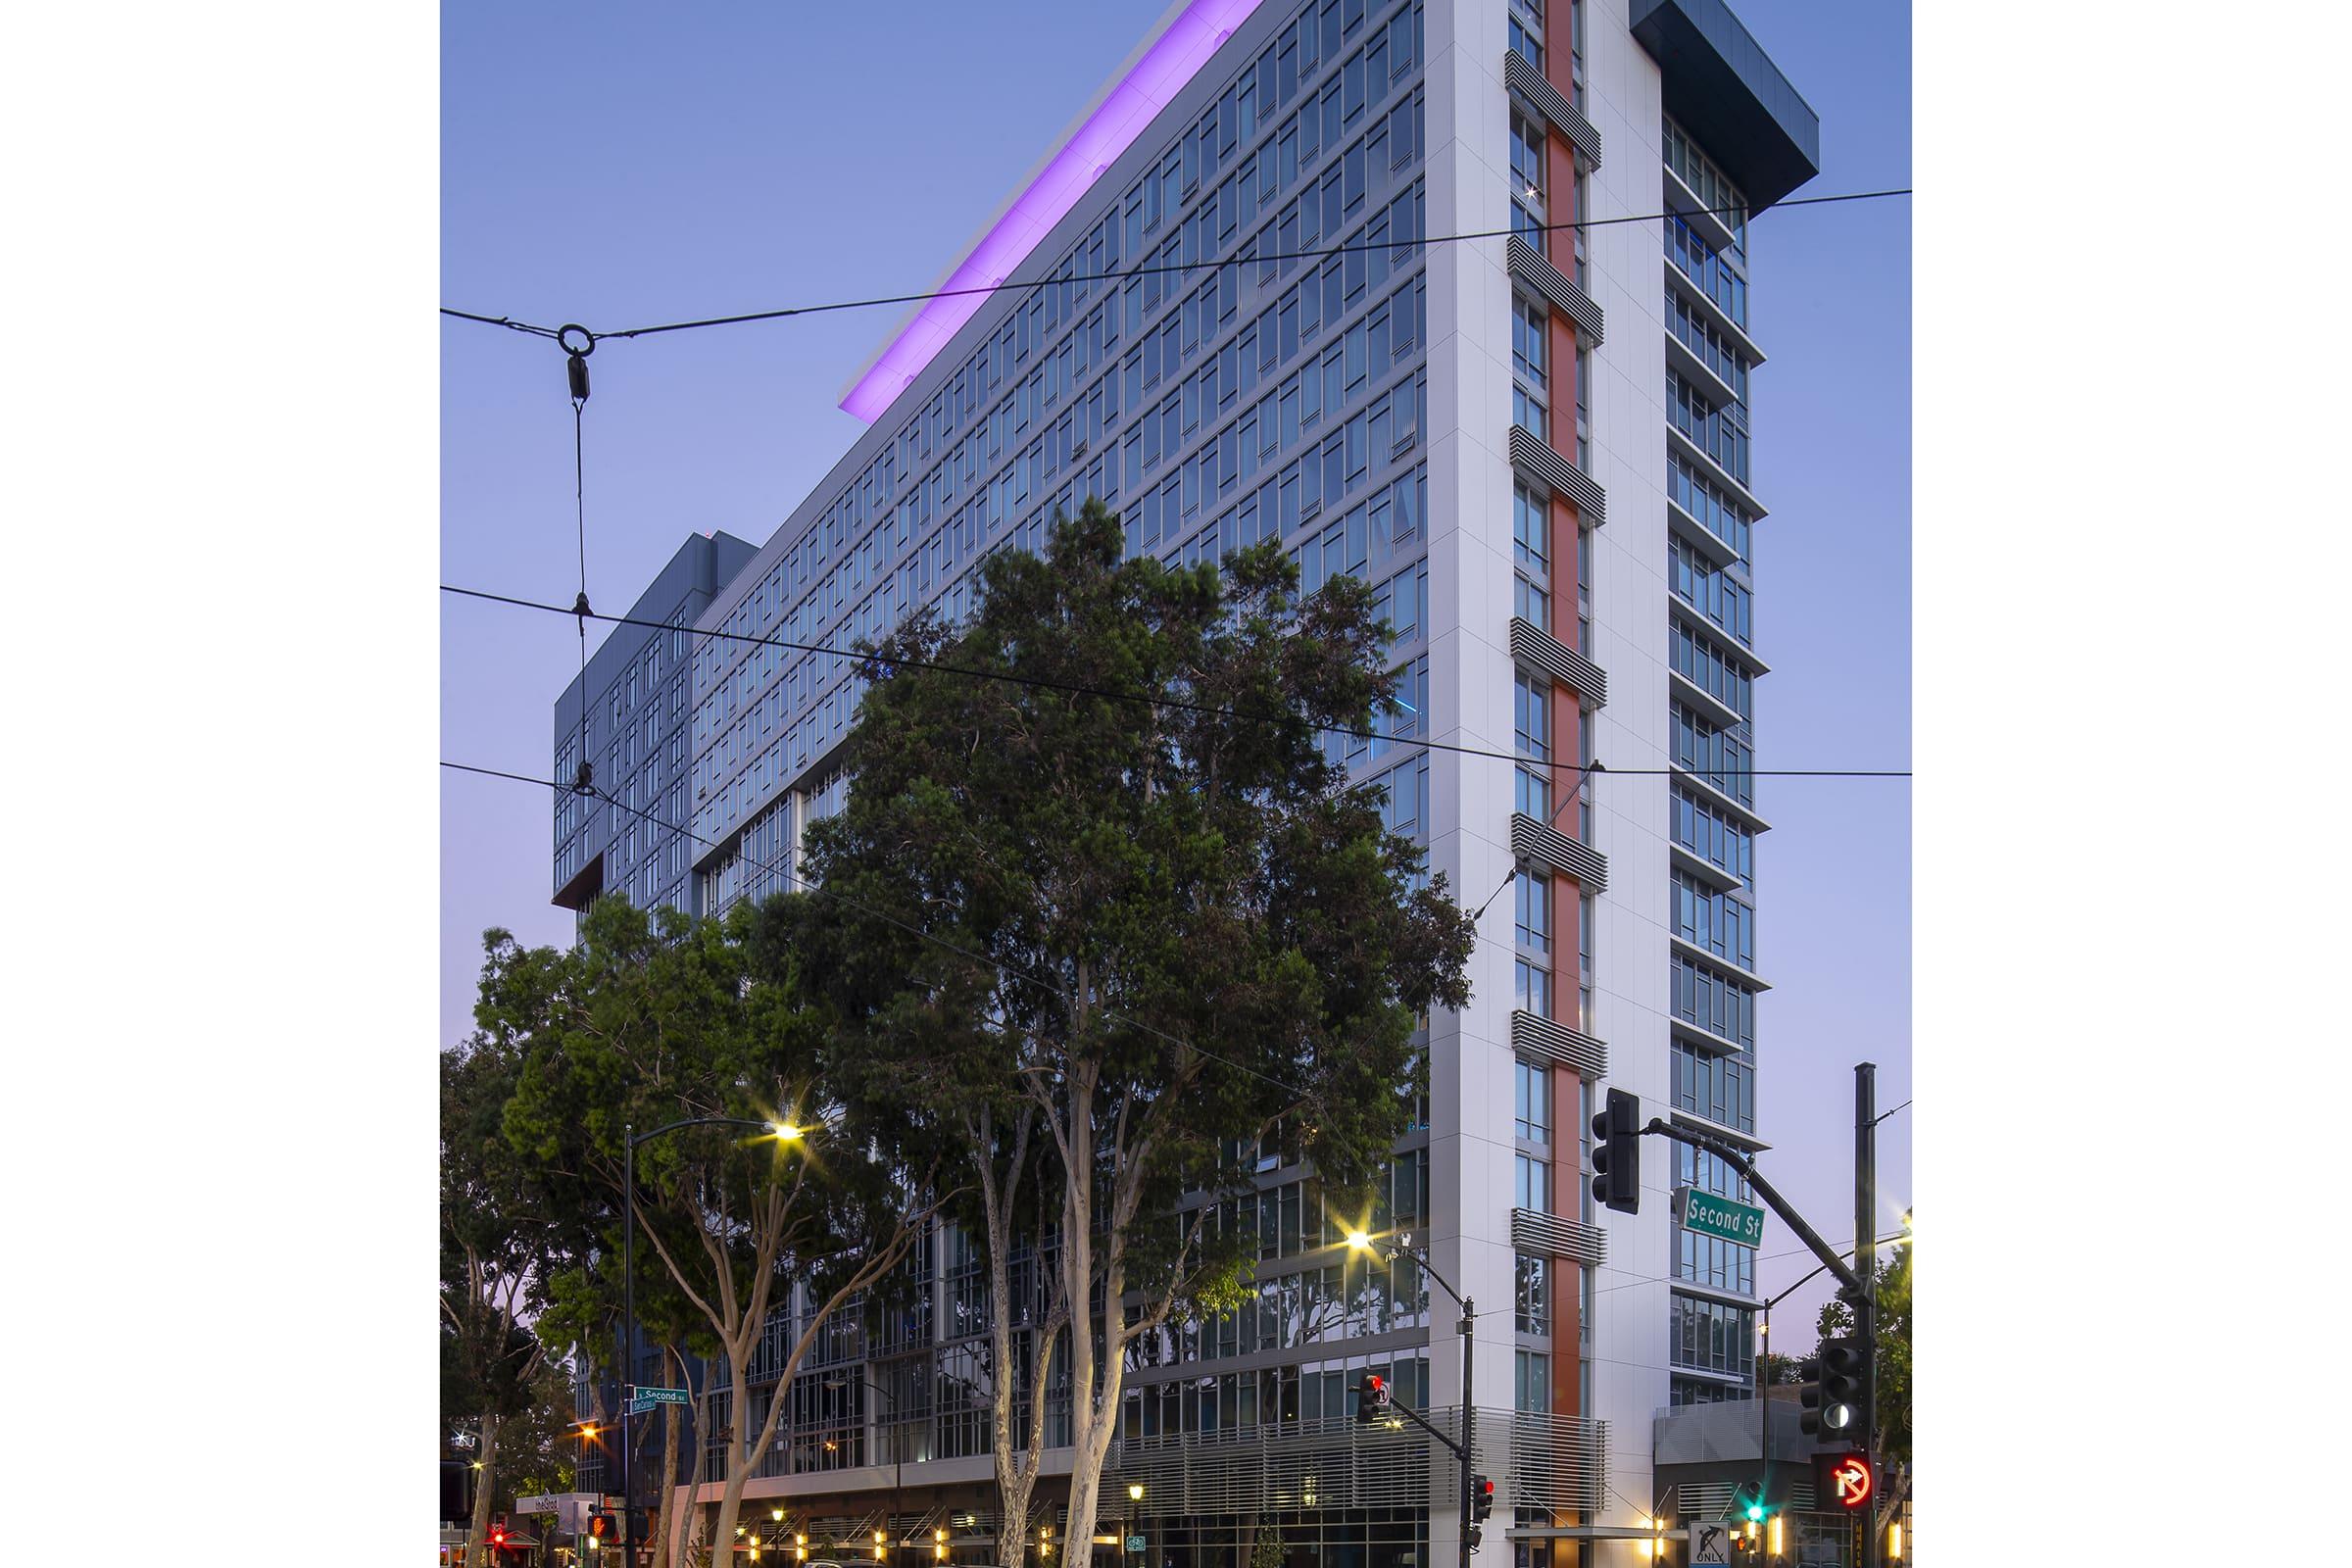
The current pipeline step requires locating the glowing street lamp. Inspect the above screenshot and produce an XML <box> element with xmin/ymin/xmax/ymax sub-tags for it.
<box><xmin>619</xmin><ymin>1113</ymin><xmax>808</xmax><ymax>1559</ymax></box>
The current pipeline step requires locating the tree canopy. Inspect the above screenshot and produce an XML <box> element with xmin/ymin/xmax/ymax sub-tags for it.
<box><xmin>783</xmin><ymin>502</ymin><xmax>1475</xmax><ymax>1568</ymax></box>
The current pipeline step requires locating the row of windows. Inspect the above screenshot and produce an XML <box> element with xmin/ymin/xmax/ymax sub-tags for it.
<box><xmin>1667</xmin><ymin>531</ymin><xmax>1752</xmax><ymax>646</ymax></box>
<box><xmin>1325</xmin><ymin>648</ymin><xmax>1430</xmax><ymax>773</ymax></box>
<box><xmin>1670</xmin><ymin>785</ymin><xmax>1756</xmax><ymax>883</ymax></box>
<box><xmin>1127</xmin><ymin>1253</ymin><xmax>1428</xmax><ymax>1371</ymax></box>
<box><xmin>1670</xmin><ymin>701</ymin><xmax>1754</xmax><ymax>807</ymax></box>
<box><xmin>1666</xmin><ymin>288</ymin><xmax>1750</xmax><ymax>403</ymax></box>
<box><xmin>698</xmin><ymin>214</ymin><xmax>1429</xmax><ymax>841</ymax></box>
<box><xmin>1672</xmin><ymin>1041</ymin><xmax>1755</xmax><ymax>1134</ymax></box>
<box><xmin>1667</xmin><ymin>368</ymin><xmax>1750</xmax><ymax>485</ymax></box>
<box><xmin>1669</xmin><ymin>453</ymin><xmax>1753</xmax><ymax>564</ymax></box>
<box><xmin>1662</xmin><ymin>117</ymin><xmax>1749</xmax><ymax>255</ymax></box>
<box><xmin>1671</xmin><ymin>869</ymin><xmax>1756</xmax><ymax>970</ymax></box>
<box><xmin>1671</xmin><ymin>952</ymin><xmax>1758</xmax><ymax>1047</ymax></box>
<box><xmin>1672</xmin><ymin>1143</ymin><xmax>1756</xmax><ymax>1294</ymax></box>
<box><xmin>1120</xmin><ymin>1352</ymin><xmax>1431</xmax><ymax>1442</ymax></box>
<box><xmin>1668</xmin><ymin>1293</ymin><xmax>1754</xmax><ymax>1380</ymax></box>
<box><xmin>1666</xmin><ymin>215</ymin><xmax>1747</xmax><ymax>328</ymax></box>
<box><xmin>1670</xmin><ymin>616</ymin><xmax>1755</xmax><ymax>719</ymax></box>
<box><xmin>691</xmin><ymin>4</ymin><xmax>1431</xmax><ymax>839</ymax></box>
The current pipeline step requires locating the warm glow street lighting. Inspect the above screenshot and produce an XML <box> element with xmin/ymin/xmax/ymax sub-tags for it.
<box><xmin>1127</xmin><ymin>1485</ymin><xmax>1144</xmax><ymax>1502</ymax></box>
<box><xmin>619</xmin><ymin>1112</ymin><xmax>810</xmax><ymax>1561</ymax></box>
<box><xmin>1345</xmin><ymin>1229</ymin><xmax>1372</xmax><ymax>1250</ymax></box>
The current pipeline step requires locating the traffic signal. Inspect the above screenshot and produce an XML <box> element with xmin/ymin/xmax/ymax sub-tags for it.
<box><xmin>1797</xmin><ymin>1336</ymin><xmax>1866</xmax><ymax>1440</ymax></box>
<box><xmin>1798</xmin><ymin>1335</ymin><xmax>1864</xmax><ymax>1439</ymax></box>
<box><xmin>1588</xmin><ymin>1087</ymin><xmax>1641</xmax><ymax>1213</ymax></box>
<box><xmin>490</xmin><ymin>1520</ymin><xmax>508</xmax><ymax>1550</ymax></box>
<box><xmin>1355</xmin><ymin>1373</ymin><xmax>1391</xmax><ymax>1424</ymax></box>
<box><xmin>1471</xmin><ymin>1475</ymin><xmax>1494</xmax><ymax>1521</ymax></box>
<box><xmin>587</xmin><ymin>1507</ymin><xmax>611</xmax><ymax>1542</ymax></box>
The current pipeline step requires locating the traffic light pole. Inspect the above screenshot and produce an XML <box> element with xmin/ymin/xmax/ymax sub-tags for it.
<box><xmin>1855</xmin><ymin>1063</ymin><xmax>1879</xmax><ymax>1568</ymax></box>
<box><xmin>1369</xmin><ymin>1243</ymin><xmax>1476</xmax><ymax>1568</ymax></box>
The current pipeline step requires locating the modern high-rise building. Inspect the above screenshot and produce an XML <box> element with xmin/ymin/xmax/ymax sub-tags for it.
<box><xmin>555</xmin><ymin>1</ymin><xmax>1815</xmax><ymax>1562</ymax></box>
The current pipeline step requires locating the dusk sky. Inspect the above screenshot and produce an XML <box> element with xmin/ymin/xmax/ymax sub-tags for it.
<box><xmin>441</xmin><ymin>0</ymin><xmax>1911</xmax><ymax>1335</ymax></box>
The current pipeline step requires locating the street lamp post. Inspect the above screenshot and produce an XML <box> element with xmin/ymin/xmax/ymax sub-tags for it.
<box><xmin>1348</xmin><ymin>1232</ymin><xmax>1473</xmax><ymax>1568</ymax></box>
<box><xmin>1126</xmin><ymin>1482</ymin><xmax>1144</xmax><ymax>1568</ymax></box>
<box><xmin>619</xmin><ymin>1115</ymin><xmax>802</xmax><ymax>1565</ymax></box>
<box><xmin>823</xmin><ymin>1371</ymin><xmax>906</xmax><ymax>1564</ymax></box>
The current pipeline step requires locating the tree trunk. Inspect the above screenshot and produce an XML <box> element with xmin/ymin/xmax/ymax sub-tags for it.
<box><xmin>465</xmin><ymin>1411</ymin><xmax>500</xmax><ymax>1568</ymax></box>
<box><xmin>1054</xmin><ymin>1070</ymin><xmax>1118</xmax><ymax>1568</ymax></box>
<box><xmin>657</xmin><ymin>1362</ymin><xmax>684</xmax><ymax>1568</ymax></box>
<box><xmin>708</xmin><ymin>1348</ymin><xmax>756</xmax><ymax>1564</ymax></box>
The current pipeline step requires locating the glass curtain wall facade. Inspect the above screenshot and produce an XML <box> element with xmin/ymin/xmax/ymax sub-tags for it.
<box><xmin>552</xmin><ymin>1</ymin><xmax>1816</xmax><ymax>1561</ymax></box>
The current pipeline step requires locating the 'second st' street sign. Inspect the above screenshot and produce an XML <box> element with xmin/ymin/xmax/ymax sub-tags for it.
<box><xmin>1676</xmin><ymin>1187</ymin><xmax>1766</xmax><ymax>1247</ymax></box>
<box><xmin>629</xmin><ymin>1386</ymin><xmax>691</xmax><ymax>1414</ymax></box>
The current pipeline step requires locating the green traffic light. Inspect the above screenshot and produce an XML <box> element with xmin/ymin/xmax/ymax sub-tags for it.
<box><xmin>1744</xmin><ymin>1504</ymin><xmax>1764</xmax><ymax>1522</ymax></box>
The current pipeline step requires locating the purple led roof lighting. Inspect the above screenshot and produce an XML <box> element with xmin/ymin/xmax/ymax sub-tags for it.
<box><xmin>841</xmin><ymin>0</ymin><xmax>1267</xmax><ymax>422</ymax></box>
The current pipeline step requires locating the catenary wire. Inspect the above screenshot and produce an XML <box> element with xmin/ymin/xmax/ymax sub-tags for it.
<box><xmin>442</xmin><ymin>584</ymin><xmax>1911</xmax><ymax>780</ymax></box>
<box><xmin>439</xmin><ymin>188</ymin><xmax>1911</xmax><ymax>346</ymax></box>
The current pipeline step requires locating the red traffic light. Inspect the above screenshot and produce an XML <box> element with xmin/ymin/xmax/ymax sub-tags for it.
<box><xmin>491</xmin><ymin>1529</ymin><xmax>507</xmax><ymax>1547</ymax></box>
<box><xmin>1367</xmin><ymin>1375</ymin><xmax>1384</xmax><ymax>1394</ymax></box>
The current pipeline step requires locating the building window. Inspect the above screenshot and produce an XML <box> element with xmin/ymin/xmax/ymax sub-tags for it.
<box><xmin>1515</xmin><ymin>1252</ymin><xmax>1550</xmax><ymax>1337</ymax></box>
<box><xmin>1514</xmin><ymin>671</ymin><xmax>1550</xmax><ymax>763</ymax></box>
<box><xmin>1514</xmin><ymin>870</ymin><xmax>1551</xmax><ymax>956</ymax></box>
<box><xmin>1513</xmin><ymin>1152</ymin><xmax>1550</xmax><ymax>1214</ymax></box>
<box><xmin>1514</xmin><ymin>1060</ymin><xmax>1551</xmax><ymax>1144</ymax></box>
<box><xmin>1515</xmin><ymin>1348</ymin><xmax>1551</xmax><ymax>1413</ymax></box>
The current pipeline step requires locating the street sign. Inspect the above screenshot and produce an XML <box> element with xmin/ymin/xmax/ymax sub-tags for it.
<box><xmin>1676</xmin><ymin>1187</ymin><xmax>1766</xmax><ymax>1247</ymax></box>
<box><xmin>1687</xmin><ymin>1522</ymin><xmax>1733</xmax><ymax>1564</ymax></box>
<box><xmin>1126</xmin><ymin>1538</ymin><xmax>1146</xmax><ymax>1553</ymax></box>
<box><xmin>1814</xmin><ymin>1451</ymin><xmax>1873</xmax><ymax>1510</ymax></box>
<box><xmin>629</xmin><ymin>1386</ymin><xmax>691</xmax><ymax>1413</ymax></box>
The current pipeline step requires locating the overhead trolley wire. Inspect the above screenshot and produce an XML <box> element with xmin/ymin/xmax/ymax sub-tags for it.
<box><xmin>443</xmin><ymin>583</ymin><xmax>1912</xmax><ymax>781</ymax></box>
<box><xmin>439</xmin><ymin>188</ymin><xmax>1911</xmax><ymax>348</ymax></box>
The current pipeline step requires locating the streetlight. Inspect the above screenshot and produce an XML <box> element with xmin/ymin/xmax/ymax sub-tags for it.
<box><xmin>1125</xmin><ymin>1484</ymin><xmax>1145</xmax><ymax>1568</ymax></box>
<box><xmin>824</xmin><ymin>1370</ymin><xmax>906</xmax><ymax>1565</ymax></box>
<box><xmin>1347</xmin><ymin>1230</ymin><xmax>1475</xmax><ymax>1568</ymax></box>
<box><xmin>620</xmin><ymin>1114</ymin><xmax>804</xmax><ymax>1564</ymax></box>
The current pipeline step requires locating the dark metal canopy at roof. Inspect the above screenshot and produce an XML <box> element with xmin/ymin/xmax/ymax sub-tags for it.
<box><xmin>1630</xmin><ymin>0</ymin><xmax>1822</xmax><ymax>211</ymax></box>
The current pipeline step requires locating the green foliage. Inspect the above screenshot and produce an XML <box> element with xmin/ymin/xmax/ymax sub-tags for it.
<box><xmin>793</xmin><ymin>500</ymin><xmax>1473</xmax><ymax>1242</ymax></box>
<box><xmin>471</xmin><ymin>895</ymin><xmax>947</xmax><ymax>1552</ymax></box>
<box><xmin>1250</xmin><ymin>1529</ymin><xmax>1286</xmax><ymax>1568</ymax></box>
<box><xmin>441</xmin><ymin>1035</ymin><xmax>554</xmax><ymax>1427</ymax></box>
<box><xmin>1814</xmin><ymin>1237</ymin><xmax>1912</xmax><ymax>1464</ymax></box>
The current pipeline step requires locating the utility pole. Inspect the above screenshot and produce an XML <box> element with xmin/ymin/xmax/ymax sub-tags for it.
<box><xmin>1855</xmin><ymin>1062</ymin><xmax>1879</xmax><ymax>1568</ymax></box>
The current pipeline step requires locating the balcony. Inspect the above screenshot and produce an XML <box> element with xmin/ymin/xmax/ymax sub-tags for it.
<box><xmin>1665</xmin><ymin>422</ymin><xmax>1764</xmax><ymax>521</ymax></box>
<box><xmin>1512</xmin><ymin>810</ymin><xmax>1608</xmax><ymax>894</ymax></box>
<box><xmin>1662</xmin><ymin>319</ymin><xmax>1740</xmax><ymax>411</ymax></box>
<box><xmin>1512</xmin><ymin>1208</ymin><xmax>1607</xmax><ymax>1266</ymax></box>
<box><xmin>1667</xmin><ymin>667</ymin><xmax>1742</xmax><ymax>732</ymax></box>
<box><xmin>1507</xmin><ymin>425</ymin><xmax>1607</xmax><ymax>528</ymax></box>
<box><xmin>1667</xmin><ymin>839</ymin><xmax>1743</xmax><ymax>893</ymax></box>
<box><xmin>1503</xmin><ymin>50</ymin><xmax>1603</xmax><ymax>169</ymax></box>
<box><xmin>1510</xmin><ymin>615</ymin><xmax>1608</xmax><ymax>709</ymax></box>
<box><xmin>1511</xmin><ymin>1007</ymin><xmax>1607</xmax><ymax>1081</ymax></box>
<box><xmin>1662</xmin><ymin>161</ymin><xmax>1741</xmax><ymax>257</ymax></box>
<box><xmin>1662</xmin><ymin>253</ymin><xmax>1767</xmax><ymax>369</ymax></box>
<box><xmin>1668</xmin><ymin>935</ymin><xmax>1769</xmax><ymax>993</ymax></box>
